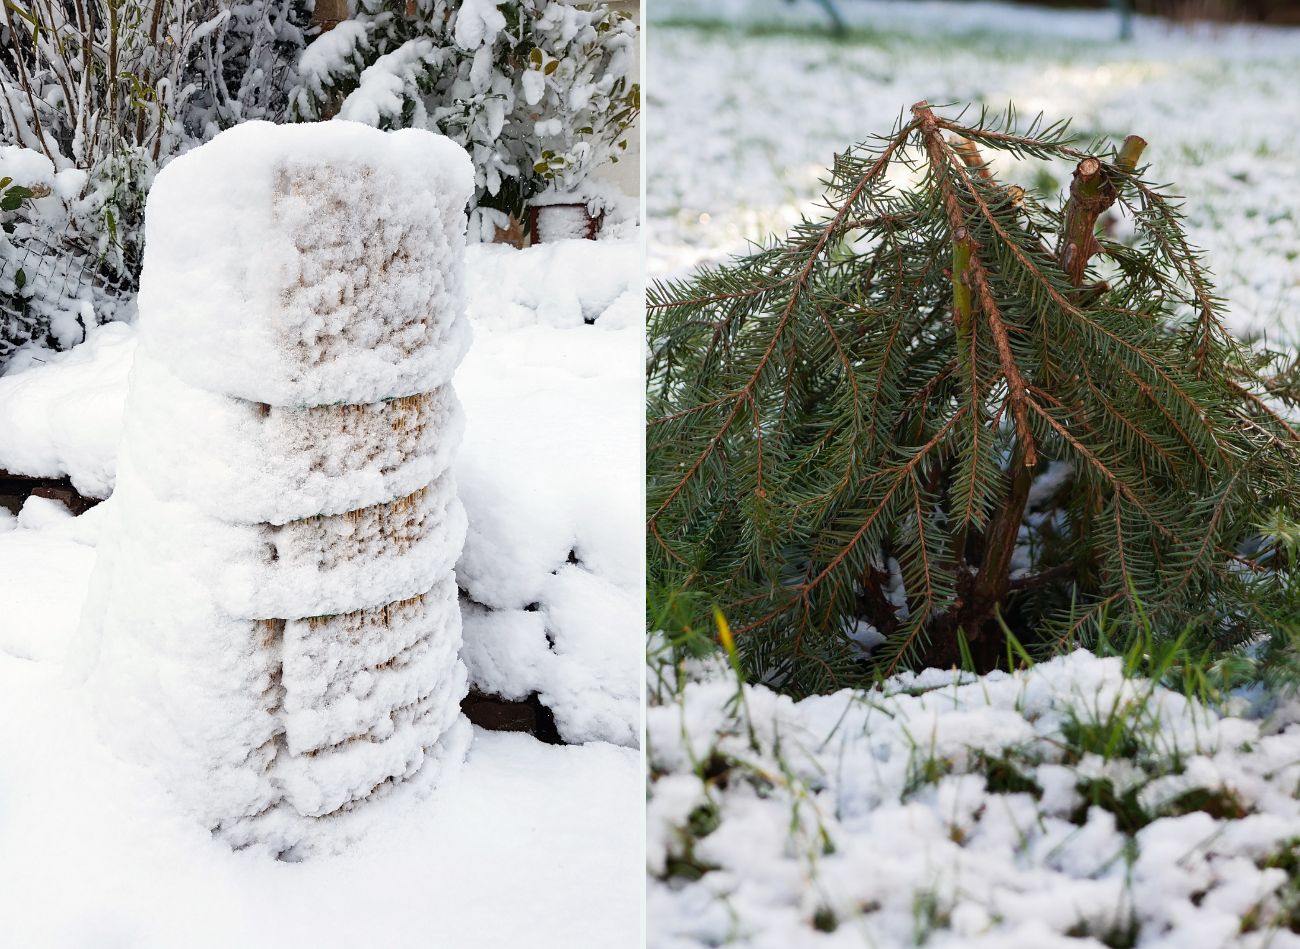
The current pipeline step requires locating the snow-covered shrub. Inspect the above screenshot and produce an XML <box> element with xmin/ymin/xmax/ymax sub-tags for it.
<box><xmin>0</xmin><ymin>0</ymin><xmax>308</xmax><ymax>368</ymax></box>
<box><xmin>80</xmin><ymin>122</ymin><xmax>475</xmax><ymax>855</ymax></box>
<box><xmin>291</xmin><ymin>0</ymin><xmax>639</xmax><ymax>238</ymax></box>
<box><xmin>0</xmin><ymin>0</ymin><xmax>636</xmax><ymax>366</ymax></box>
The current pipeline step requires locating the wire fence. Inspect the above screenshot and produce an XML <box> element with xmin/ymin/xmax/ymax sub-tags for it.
<box><xmin>0</xmin><ymin>209</ymin><xmax>137</xmax><ymax>368</ymax></box>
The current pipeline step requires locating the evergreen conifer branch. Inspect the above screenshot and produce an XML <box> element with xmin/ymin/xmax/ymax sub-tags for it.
<box><xmin>648</xmin><ymin>103</ymin><xmax>1300</xmax><ymax>694</ymax></box>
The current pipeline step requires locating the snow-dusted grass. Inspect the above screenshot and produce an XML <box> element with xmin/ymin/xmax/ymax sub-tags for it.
<box><xmin>648</xmin><ymin>0</ymin><xmax>1300</xmax><ymax>341</ymax></box>
<box><xmin>648</xmin><ymin>647</ymin><xmax>1300</xmax><ymax>948</ymax></box>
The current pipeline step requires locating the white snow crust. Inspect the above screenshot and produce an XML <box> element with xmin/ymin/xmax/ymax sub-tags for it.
<box><xmin>0</xmin><ymin>321</ymin><xmax>134</xmax><ymax>498</ymax></box>
<box><xmin>136</xmin><ymin>120</ymin><xmax>473</xmax><ymax>406</ymax></box>
<box><xmin>120</xmin><ymin>353</ymin><xmax>464</xmax><ymax>524</ymax></box>
<box><xmin>0</xmin><ymin>634</ymin><xmax>640</xmax><ymax>947</ymax></box>
<box><xmin>454</xmin><ymin>241</ymin><xmax>642</xmax><ymax>745</ymax></box>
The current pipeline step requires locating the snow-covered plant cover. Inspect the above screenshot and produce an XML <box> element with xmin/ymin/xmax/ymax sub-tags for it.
<box><xmin>74</xmin><ymin>121</ymin><xmax>475</xmax><ymax>856</ymax></box>
<box><xmin>0</xmin><ymin>0</ymin><xmax>308</xmax><ymax>367</ymax></box>
<box><xmin>291</xmin><ymin>0</ymin><xmax>639</xmax><ymax>238</ymax></box>
<box><xmin>647</xmin><ymin>102</ymin><xmax>1300</xmax><ymax>694</ymax></box>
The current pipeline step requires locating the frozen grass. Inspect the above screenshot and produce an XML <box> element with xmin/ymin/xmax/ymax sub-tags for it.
<box><xmin>648</xmin><ymin>0</ymin><xmax>1300</xmax><ymax>342</ymax></box>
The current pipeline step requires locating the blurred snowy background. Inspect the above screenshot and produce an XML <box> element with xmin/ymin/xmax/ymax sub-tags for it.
<box><xmin>648</xmin><ymin>0</ymin><xmax>1300</xmax><ymax>342</ymax></box>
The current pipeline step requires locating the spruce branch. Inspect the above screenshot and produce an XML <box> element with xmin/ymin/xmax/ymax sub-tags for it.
<box><xmin>648</xmin><ymin>103</ymin><xmax>1300</xmax><ymax>694</ymax></box>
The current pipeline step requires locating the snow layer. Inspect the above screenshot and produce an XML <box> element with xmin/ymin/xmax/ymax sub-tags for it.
<box><xmin>454</xmin><ymin>0</ymin><xmax>507</xmax><ymax>50</ymax></box>
<box><xmin>0</xmin><ymin>638</ymin><xmax>639</xmax><ymax>947</ymax></box>
<box><xmin>338</xmin><ymin>38</ymin><xmax>436</xmax><ymax>127</ymax></box>
<box><xmin>648</xmin><ymin>650</ymin><xmax>1300</xmax><ymax>947</ymax></box>
<box><xmin>120</xmin><ymin>353</ymin><xmax>464</xmax><ymax>524</ymax></box>
<box><xmin>0</xmin><ymin>321</ymin><xmax>133</xmax><ymax>498</ymax></box>
<box><xmin>467</xmin><ymin>238</ymin><xmax>640</xmax><ymax>331</ymax></box>
<box><xmin>88</xmin><ymin>458</ymin><xmax>465</xmax><ymax>622</ymax></box>
<box><xmin>0</xmin><ymin>497</ymin><xmax>98</xmax><ymax>661</ymax></box>
<box><xmin>0</xmin><ymin>237</ymin><xmax>643</xmax><ymax>748</ymax></box>
<box><xmin>455</xmin><ymin>241</ymin><xmax>642</xmax><ymax>745</ymax></box>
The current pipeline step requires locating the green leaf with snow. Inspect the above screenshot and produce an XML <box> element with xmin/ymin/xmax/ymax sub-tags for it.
<box><xmin>1</xmin><ymin>186</ymin><xmax>33</xmax><ymax>212</ymax></box>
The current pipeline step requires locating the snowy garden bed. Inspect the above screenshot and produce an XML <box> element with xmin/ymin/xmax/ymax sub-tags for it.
<box><xmin>648</xmin><ymin>0</ymin><xmax>1300</xmax><ymax>343</ymax></box>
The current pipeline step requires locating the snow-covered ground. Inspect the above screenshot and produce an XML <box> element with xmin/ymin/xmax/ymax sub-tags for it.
<box><xmin>1</xmin><ymin>678</ymin><xmax>639</xmax><ymax>949</ymax></box>
<box><xmin>648</xmin><ymin>0</ymin><xmax>1300</xmax><ymax>341</ymax></box>
<box><xmin>649</xmin><ymin>650</ymin><xmax>1300</xmax><ymax>948</ymax></box>
<box><xmin>0</xmin><ymin>236</ymin><xmax>642</xmax><ymax>946</ymax></box>
<box><xmin>648</xmin><ymin>2</ymin><xmax>1300</xmax><ymax>945</ymax></box>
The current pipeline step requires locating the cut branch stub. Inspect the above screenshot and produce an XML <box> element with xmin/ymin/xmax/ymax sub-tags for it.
<box><xmin>1057</xmin><ymin>136</ymin><xmax>1148</xmax><ymax>287</ymax></box>
<box><xmin>1116</xmin><ymin>134</ymin><xmax>1149</xmax><ymax>173</ymax></box>
<box><xmin>1059</xmin><ymin>157</ymin><xmax>1108</xmax><ymax>287</ymax></box>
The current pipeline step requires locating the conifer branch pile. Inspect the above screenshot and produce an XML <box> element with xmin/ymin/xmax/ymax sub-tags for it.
<box><xmin>648</xmin><ymin>102</ymin><xmax>1300</xmax><ymax>694</ymax></box>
